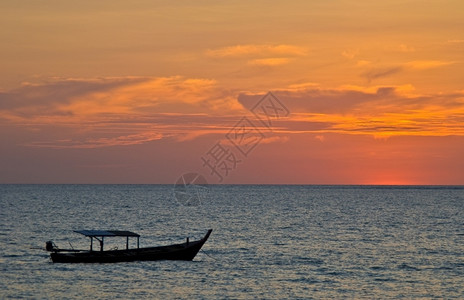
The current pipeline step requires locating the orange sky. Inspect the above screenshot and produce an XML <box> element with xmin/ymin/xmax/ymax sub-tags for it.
<box><xmin>1</xmin><ymin>0</ymin><xmax>463</xmax><ymax>184</ymax></box>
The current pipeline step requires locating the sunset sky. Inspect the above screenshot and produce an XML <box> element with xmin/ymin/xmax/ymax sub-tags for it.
<box><xmin>1</xmin><ymin>0</ymin><xmax>463</xmax><ymax>184</ymax></box>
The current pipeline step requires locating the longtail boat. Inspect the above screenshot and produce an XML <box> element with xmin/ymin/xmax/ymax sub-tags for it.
<box><xmin>46</xmin><ymin>229</ymin><xmax>212</xmax><ymax>263</ymax></box>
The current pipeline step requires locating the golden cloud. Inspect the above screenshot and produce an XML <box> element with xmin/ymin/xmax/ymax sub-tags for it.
<box><xmin>0</xmin><ymin>76</ymin><xmax>247</xmax><ymax>148</ymax></box>
<box><xmin>206</xmin><ymin>44</ymin><xmax>307</xmax><ymax>57</ymax></box>
<box><xmin>406</xmin><ymin>60</ymin><xmax>455</xmax><ymax>70</ymax></box>
<box><xmin>247</xmin><ymin>58</ymin><xmax>291</xmax><ymax>66</ymax></box>
<box><xmin>1</xmin><ymin>76</ymin><xmax>245</xmax><ymax>122</ymax></box>
<box><xmin>4</xmin><ymin>77</ymin><xmax>464</xmax><ymax>151</ymax></box>
<box><xmin>239</xmin><ymin>87</ymin><xmax>464</xmax><ymax>137</ymax></box>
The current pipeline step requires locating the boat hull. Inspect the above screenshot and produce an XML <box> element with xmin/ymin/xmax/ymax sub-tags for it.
<box><xmin>50</xmin><ymin>230</ymin><xmax>212</xmax><ymax>263</ymax></box>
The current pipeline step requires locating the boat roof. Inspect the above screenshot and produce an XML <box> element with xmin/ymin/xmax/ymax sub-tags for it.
<box><xmin>74</xmin><ymin>230</ymin><xmax>140</xmax><ymax>237</ymax></box>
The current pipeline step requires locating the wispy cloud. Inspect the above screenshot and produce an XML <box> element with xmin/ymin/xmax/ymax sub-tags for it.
<box><xmin>362</xmin><ymin>66</ymin><xmax>404</xmax><ymax>82</ymax></box>
<box><xmin>447</xmin><ymin>39</ymin><xmax>464</xmax><ymax>44</ymax></box>
<box><xmin>25</xmin><ymin>131</ymin><xmax>164</xmax><ymax>149</ymax></box>
<box><xmin>206</xmin><ymin>44</ymin><xmax>307</xmax><ymax>67</ymax></box>
<box><xmin>357</xmin><ymin>59</ymin><xmax>456</xmax><ymax>83</ymax></box>
<box><xmin>206</xmin><ymin>44</ymin><xmax>307</xmax><ymax>57</ymax></box>
<box><xmin>395</xmin><ymin>44</ymin><xmax>416</xmax><ymax>52</ymax></box>
<box><xmin>405</xmin><ymin>60</ymin><xmax>455</xmax><ymax>70</ymax></box>
<box><xmin>247</xmin><ymin>58</ymin><xmax>292</xmax><ymax>66</ymax></box>
<box><xmin>341</xmin><ymin>48</ymin><xmax>359</xmax><ymax>59</ymax></box>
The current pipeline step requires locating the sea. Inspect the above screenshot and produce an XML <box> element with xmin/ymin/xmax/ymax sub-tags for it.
<box><xmin>1</xmin><ymin>184</ymin><xmax>463</xmax><ymax>299</ymax></box>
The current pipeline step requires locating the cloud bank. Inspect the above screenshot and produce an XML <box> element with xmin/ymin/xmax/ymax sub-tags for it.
<box><xmin>2</xmin><ymin>77</ymin><xmax>463</xmax><ymax>150</ymax></box>
<box><xmin>240</xmin><ymin>86</ymin><xmax>464</xmax><ymax>137</ymax></box>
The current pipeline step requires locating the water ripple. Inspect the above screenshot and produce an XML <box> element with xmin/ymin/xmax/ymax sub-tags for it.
<box><xmin>1</xmin><ymin>184</ymin><xmax>463</xmax><ymax>299</ymax></box>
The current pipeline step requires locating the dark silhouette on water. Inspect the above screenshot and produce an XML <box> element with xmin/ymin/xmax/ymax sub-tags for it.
<box><xmin>46</xmin><ymin>229</ymin><xmax>212</xmax><ymax>263</ymax></box>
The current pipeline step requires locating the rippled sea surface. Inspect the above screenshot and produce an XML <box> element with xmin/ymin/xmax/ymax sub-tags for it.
<box><xmin>1</xmin><ymin>185</ymin><xmax>463</xmax><ymax>299</ymax></box>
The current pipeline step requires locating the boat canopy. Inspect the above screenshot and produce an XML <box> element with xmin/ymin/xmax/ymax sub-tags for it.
<box><xmin>74</xmin><ymin>230</ymin><xmax>140</xmax><ymax>251</ymax></box>
<box><xmin>74</xmin><ymin>230</ymin><xmax>140</xmax><ymax>237</ymax></box>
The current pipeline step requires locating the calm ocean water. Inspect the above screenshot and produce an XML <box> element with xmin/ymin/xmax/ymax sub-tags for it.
<box><xmin>1</xmin><ymin>184</ymin><xmax>463</xmax><ymax>299</ymax></box>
